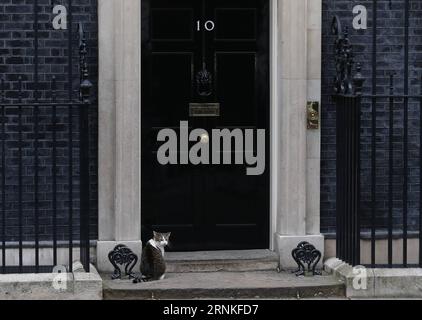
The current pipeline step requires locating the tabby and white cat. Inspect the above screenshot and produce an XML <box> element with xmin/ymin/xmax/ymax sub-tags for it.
<box><xmin>133</xmin><ymin>231</ymin><xmax>171</xmax><ymax>283</ymax></box>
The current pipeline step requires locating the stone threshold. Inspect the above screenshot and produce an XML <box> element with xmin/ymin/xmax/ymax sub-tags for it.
<box><xmin>325</xmin><ymin>257</ymin><xmax>422</xmax><ymax>299</ymax></box>
<box><xmin>0</xmin><ymin>262</ymin><xmax>102</xmax><ymax>300</ymax></box>
<box><xmin>166</xmin><ymin>250</ymin><xmax>278</xmax><ymax>262</ymax></box>
<box><xmin>165</xmin><ymin>250</ymin><xmax>279</xmax><ymax>273</ymax></box>
<box><xmin>102</xmin><ymin>271</ymin><xmax>345</xmax><ymax>300</ymax></box>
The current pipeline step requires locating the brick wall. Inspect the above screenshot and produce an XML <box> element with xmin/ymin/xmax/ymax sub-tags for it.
<box><xmin>2</xmin><ymin>0</ymin><xmax>421</xmax><ymax>242</ymax></box>
<box><xmin>321</xmin><ymin>0</ymin><xmax>422</xmax><ymax>236</ymax></box>
<box><xmin>0</xmin><ymin>0</ymin><xmax>98</xmax><ymax>242</ymax></box>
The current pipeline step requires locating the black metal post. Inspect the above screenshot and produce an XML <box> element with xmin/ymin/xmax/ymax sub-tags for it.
<box><xmin>388</xmin><ymin>73</ymin><xmax>394</xmax><ymax>268</ymax></box>
<box><xmin>402</xmin><ymin>0</ymin><xmax>410</xmax><ymax>268</ymax></box>
<box><xmin>420</xmin><ymin>74</ymin><xmax>422</xmax><ymax>268</ymax></box>
<box><xmin>68</xmin><ymin>0</ymin><xmax>74</xmax><ymax>273</ymax></box>
<box><xmin>51</xmin><ymin>77</ymin><xmax>58</xmax><ymax>267</ymax></box>
<box><xmin>78</xmin><ymin>24</ymin><xmax>92</xmax><ymax>272</ymax></box>
<box><xmin>332</xmin><ymin>16</ymin><xmax>364</xmax><ymax>265</ymax></box>
<box><xmin>33</xmin><ymin>0</ymin><xmax>40</xmax><ymax>274</ymax></box>
<box><xmin>1</xmin><ymin>78</ymin><xmax>5</xmax><ymax>274</ymax></box>
<box><xmin>18</xmin><ymin>76</ymin><xmax>23</xmax><ymax>273</ymax></box>
<box><xmin>371</xmin><ymin>0</ymin><xmax>378</xmax><ymax>268</ymax></box>
<box><xmin>353</xmin><ymin>65</ymin><xmax>364</xmax><ymax>266</ymax></box>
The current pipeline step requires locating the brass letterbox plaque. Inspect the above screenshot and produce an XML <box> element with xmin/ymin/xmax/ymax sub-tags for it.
<box><xmin>189</xmin><ymin>103</ymin><xmax>220</xmax><ymax>117</ymax></box>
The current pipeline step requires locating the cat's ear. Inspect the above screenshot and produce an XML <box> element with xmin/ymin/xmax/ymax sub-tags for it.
<box><xmin>153</xmin><ymin>231</ymin><xmax>158</xmax><ymax>239</ymax></box>
<box><xmin>165</xmin><ymin>232</ymin><xmax>171</xmax><ymax>240</ymax></box>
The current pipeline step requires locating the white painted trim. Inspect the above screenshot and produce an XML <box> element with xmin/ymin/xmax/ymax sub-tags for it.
<box><xmin>97</xmin><ymin>0</ymin><xmax>323</xmax><ymax>254</ymax></box>
<box><xmin>269</xmin><ymin>0</ymin><xmax>279</xmax><ymax>251</ymax></box>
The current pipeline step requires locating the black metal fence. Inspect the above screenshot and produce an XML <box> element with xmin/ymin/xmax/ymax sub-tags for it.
<box><xmin>0</xmin><ymin>0</ymin><xmax>92</xmax><ymax>273</ymax></box>
<box><xmin>333</xmin><ymin>4</ymin><xmax>422</xmax><ymax>268</ymax></box>
<box><xmin>335</xmin><ymin>93</ymin><xmax>361</xmax><ymax>267</ymax></box>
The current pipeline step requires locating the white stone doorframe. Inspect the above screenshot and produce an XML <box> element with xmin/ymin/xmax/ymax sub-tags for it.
<box><xmin>96</xmin><ymin>0</ymin><xmax>323</xmax><ymax>272</ymax></box>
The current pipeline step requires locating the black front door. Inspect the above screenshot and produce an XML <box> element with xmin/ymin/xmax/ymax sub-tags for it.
<box><xmin>141</xmin><ymin>0</ymin><xmax>270</xmax><ymax>251</ymax></box>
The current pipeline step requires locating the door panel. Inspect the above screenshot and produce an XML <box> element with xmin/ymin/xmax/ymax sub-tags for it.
<box><xmin>151</xmin><ymin>9</ymin><xmax>194</xmax><ymax>41</ymax></box>
<box><xmin>141</xmin><ymin>0</ymin><xmax>270</xmax><ymax>251</ymax></box>
<box><xmin>215</xmin><ymin>9</ymin><xmax>257</xmax><ymax>40</ymax></box>
<box><xmin>150</xmin><ymin>52</ymin><xmax>194</xmax><ymax>122</ymax></box>
<box><xmin>215</xmin><ymin>52</ymin><xmax>256</xmax><ymax>125</ymax></box>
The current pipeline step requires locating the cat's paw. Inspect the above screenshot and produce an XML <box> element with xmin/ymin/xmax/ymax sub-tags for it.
<box><xmin>132</xmin><ymin>277</ymin><xmax>143</xmax><ymax>284</ymax></box>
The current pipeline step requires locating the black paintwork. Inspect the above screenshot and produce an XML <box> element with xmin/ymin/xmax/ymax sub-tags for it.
<box><xmin>141</xmin><ymin>0</ymin><xmax>270</xmax><ymax>251</ymax></box>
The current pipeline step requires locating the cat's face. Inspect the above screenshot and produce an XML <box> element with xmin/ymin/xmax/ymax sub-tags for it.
<box><xmin>153</xmin><ymin>231</ymin><xmax>171</xmax><ymax>247</ymax></box>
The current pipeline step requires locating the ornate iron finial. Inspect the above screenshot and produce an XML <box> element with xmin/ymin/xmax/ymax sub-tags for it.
<box><xmin>332</xmin><ymin>16</ymin><xmax>355</xmax><ymax>95</ymax></box>
<box><xmin>292</xmin><ymin>242</ymin><xmax>322</xmax><ymax>276</ymax></box>
<box><xmin>78</xmin><ymin>23</ymin><xmax>93</xmax><ymax>104</ymax></box>
<box><xmin>331</xmin><ymin>15</ymin><xmax>343</xmax><ymax>37</ymax></box>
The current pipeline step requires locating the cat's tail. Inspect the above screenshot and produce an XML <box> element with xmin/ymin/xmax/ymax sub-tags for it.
<box><xmin>132</xmin><ymin>275</ymin><xmax>151</xmax><ymax>284</ymax></box>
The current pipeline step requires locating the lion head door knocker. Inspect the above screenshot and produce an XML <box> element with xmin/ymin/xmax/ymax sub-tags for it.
<box><xmin>108</xmin><ymin>244</ymin><xmax>138</xmax><ymax>280</ymax></box>
<box><xmin>196</xmin><ymin>63</ymin><xmax>213</xmax><ymax>97</ymax></box>
<box><xmin>292</xmin><ymin>242</ymin><xmax>322</xmax><ymax>277</ymax></box>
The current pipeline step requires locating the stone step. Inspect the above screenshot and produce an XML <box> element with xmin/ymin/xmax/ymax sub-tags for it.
<box><xmin>165</xmin><ymin>250</ymin><xmax>279</xmax><ymax>273</ymax></box>
<box><xmin>102</xmin><ymin>271</ymin><xmax>345</xmax><ymax>300</ymax></box>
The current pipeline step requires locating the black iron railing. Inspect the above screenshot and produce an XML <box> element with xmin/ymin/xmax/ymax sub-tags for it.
<box><xmin>0</xmin><ymin>1</ymin><xmax>92</xmax><ymax>273</ymax></box>
<box><xmin>335</xmin><ymin>93</ymin><xmax>362</xmax><ymax>267</ymax></box>
<box><xmin>333</xmin><ymin>3</ymin><xmax>422</xmax><ymax>268</ymax></box>
<box><xmin>332</xmin><ymin>16</ymin><xmax>363</xmax><ymax>266</ymax></box>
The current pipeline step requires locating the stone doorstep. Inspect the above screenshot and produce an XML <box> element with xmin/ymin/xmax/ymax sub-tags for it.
<box><xmin>165</xmin><ymin>250</ymin><xmax>279</xmax><ymax>273</ymax></box>
<box><xmin>325</xmin><ymin>258</ymin><xmax>422</xmax><ymax>299</ymax></box>
<box><xmin>102</xmin><ymin>271</ymin><xmax>345</xmax><ymax>300</ymax></box>
<box><xmin>0</xmin><ymin>262</ymin><xmax>103</xmax><ymax>300</ymax></box>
